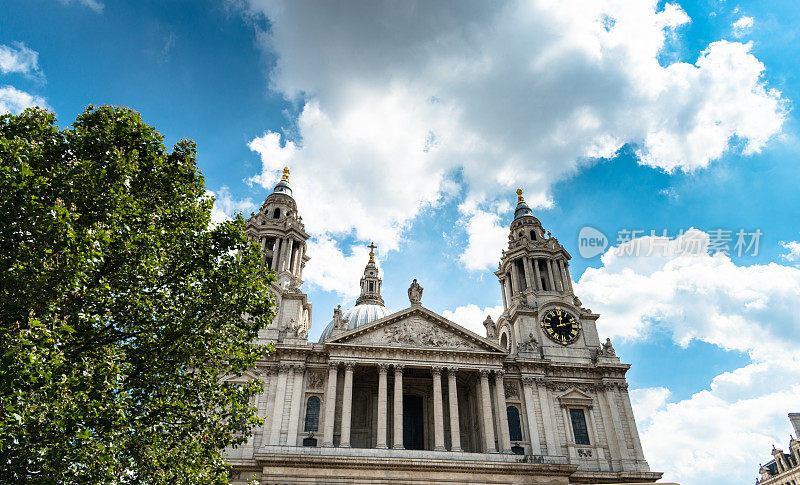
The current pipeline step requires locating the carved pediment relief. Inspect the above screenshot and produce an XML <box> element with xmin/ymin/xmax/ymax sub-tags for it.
<box><xmin>328</xmin><ymin>307</ymin><xmax>505</xmax><ymax>353</ymax></box>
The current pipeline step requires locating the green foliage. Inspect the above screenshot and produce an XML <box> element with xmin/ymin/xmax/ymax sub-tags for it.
<box><xmin>0</xmin><ymin>106</ymin><xmax>274</xmax><ymax>484</ymax></box>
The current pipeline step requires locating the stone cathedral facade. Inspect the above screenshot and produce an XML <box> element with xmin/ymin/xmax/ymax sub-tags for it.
<box><xmin>226</xmin><ymin>168</ymin><xmax>662</xmax><ymax>484</ymax></box>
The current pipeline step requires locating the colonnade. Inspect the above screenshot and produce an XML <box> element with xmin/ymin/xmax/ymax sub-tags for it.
<box><xmin>500</xmin><ymin>256</ymin><xmax>573</xmax><ymax>308</ymax></box>
<box><xmin>319</xmin><ymin>362</ymin><xmax>513</xmax><ymax>454</ymax></box>
<box><xmin>259</xmin><ymin>235</ymin><xmax>305</xmax><ymax>275</ymax></box>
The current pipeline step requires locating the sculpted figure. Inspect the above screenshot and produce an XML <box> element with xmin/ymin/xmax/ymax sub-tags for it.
<box><xmin>408</xmin><ymin>279</ymin><xmax>423</xmax><ymax>305</ymax></box>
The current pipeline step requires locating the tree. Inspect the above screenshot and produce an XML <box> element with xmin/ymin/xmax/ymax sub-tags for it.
<box><xmin>0</xmin><ymin>106</ymin><xmax>274</xmax><ymax>484</ymax></box>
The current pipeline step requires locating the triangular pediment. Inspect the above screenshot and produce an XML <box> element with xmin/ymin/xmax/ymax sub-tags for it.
<box><xmin>556</xmin><ymin>387</ymin><xmax>595</xmax><ymax>406</ymax></box>
<box><xmin>326</xmin><ymin>305</ymin><xmax>506</xmax><ymax>354</ymax></box>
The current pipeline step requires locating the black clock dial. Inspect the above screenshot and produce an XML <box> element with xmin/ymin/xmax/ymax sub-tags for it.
<box><xmin>540</xmin><ymin>308</ymin><xmax>581</xmax><ymax>345</ymax></box>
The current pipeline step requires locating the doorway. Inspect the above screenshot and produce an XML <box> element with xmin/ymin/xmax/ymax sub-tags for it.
<box><xmin>403</xmin><ymin>394</ymin><xmax>424</xmax><ymax>450</ymax></box>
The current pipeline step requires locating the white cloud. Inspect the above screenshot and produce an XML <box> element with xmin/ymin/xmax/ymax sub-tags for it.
<box><xmin>732</xmin><ymin>16</ymin><xmax>754</xmax><ymax>37</ymax></box>
<box><xmin>241</xmin><ymin>0</ymin><xmax>786</xmax><ymax>277</ymax></box>
<box><xmin>577</xmin><ymin>229</ymin><xmax>800</xmax><ymax>483</ymax></box>
<box><xmin>457</xmin><ymin>200</ymin><xmax>510</xmax><ymax>272</ymax></box>
<box><xmin>58</xmin><ymin>0</ymin><xmax>104</xmax><ymax>13</ymax></box>
<box><xmin>442</xmin><ymin>303</ymin><xmax>505</xmax><ymax>337</ymax></box>
<box><xmin>0</xmin><ymin>85</ymin><xmax>47</xmax><ymax>114</ymax></box>
<box><xmin>0</xmin><ymin>43</ymin><xmax>43</xmax><ymax>80</ymax></box>
<box><xmin>206</xmin><ymin>186</ymin><xmax>256</xmax><ymax>225</ymax></box>
<box><xmin>303</xmin><ymin>236</ymin><xmax>377</xmax><ymax>300</ymax></box>
<box><xmin>780</xmin><ymin>240</ymin><xmax>800</xmax><ymax>263</ymax></box>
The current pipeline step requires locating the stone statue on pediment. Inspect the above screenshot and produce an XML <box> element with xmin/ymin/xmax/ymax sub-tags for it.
<box><xmin>408</xmin><ymin>279</ymin><xmax>423</xmax><ymax>305</ymax></box>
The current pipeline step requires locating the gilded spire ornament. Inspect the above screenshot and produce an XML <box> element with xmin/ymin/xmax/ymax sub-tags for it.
<box><xmin>516</xmin><ymin>187</ymin><xmax>525</xmax><ymax>203</ymax></box>
<box><xmin>368</xmin><ymin>242</ymin><xmax>377</xmax><ymax>263</ymax></box>
<box><xmin>281</xmin><ymin>166</ymin><xmax>290</xmax><ymax>182</ymax></box>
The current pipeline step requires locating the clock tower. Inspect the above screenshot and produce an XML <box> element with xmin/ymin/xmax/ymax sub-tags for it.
<box><xmin>494</xmin><ymin>188</ymin><xmax>602</xmax><ymax>363</ymax></box>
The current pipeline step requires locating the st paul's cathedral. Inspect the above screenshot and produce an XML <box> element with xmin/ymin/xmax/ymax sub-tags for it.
<box><xmin>225</xmin><ymin>168</ymin><xmax>662</xmax><ymax>484</ymax></box>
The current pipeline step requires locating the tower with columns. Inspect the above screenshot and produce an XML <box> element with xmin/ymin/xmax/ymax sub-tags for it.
<box><xmin>226</xmin><ymin>178</ymin><xmax>661</xmax><ymax>485</ymax></box>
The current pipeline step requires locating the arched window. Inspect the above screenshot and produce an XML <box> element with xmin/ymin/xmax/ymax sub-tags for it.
<box><xmin>530</xmin><ymin>230</ymin><xmax>537</xmax><ymax>241</ymax></box>
<box><xmin>304</xmin><ymin>396</ymin><xmax>320</xmax><ymax>432</ymax></box>
<box><xmin>500</xmin><ymin>333</ymin><xmax>508</xmax><ymax>351</ymax></box>
<box><xmin>273</xmin><ymin>208</ymin><xmax>281</xmax><ymax>219</ymax></box>
<box><xmin>507</xmin><ymin>406</ymin><xmax>523</xmax><ymax>442</ymax></box>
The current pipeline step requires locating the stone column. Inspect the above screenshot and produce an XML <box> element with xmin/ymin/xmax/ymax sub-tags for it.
<box><xmin>557</xmin><ymin>259</ymin><xmax>569</xmax><ymax>294</ymax></box>
<box><xmin>500</xmin><ymin>278</ymin><xmax>508</xmax><ymax>311</ymax></box>
<box><xmin>270</xmin><ymin>238</ymin><xmax>281</xmax><ymax>271</ymax></box>
<box><xmin>479</xmin><ymin>369</ymin><xmax>497</xmax><ymax>452</ymax></box>
<box><xmin>533</xmin><ymin>258</ymin><xmax>542</xmax><ymax>291</ymax></box>
<box><xmin>286</xmin><ymin>365</ymin><xmax>306</xmax><ymax>446</ymax></box>
<box><xmin>536</xmin><ymin>380</ymin><xmax>558</xmax><ymax>455</ymax></box>
<box><xmin>376</xmin><ymin>363</ymin><xmax>389</xmax><ymax>449</ymax></box>
<box><xmin>510</xmin><ymin>260</ymin><xmax>520</xmax><ymax>294</ymax></box>
<box><xmin>393</xmin><ymin>364</ymin><xmax>404</xmax><ymax>449</ymax></box>
<box><xmin>546</xmin><ymin>259</ymin><xmax>559</xmax><ymax>292</ymax></box>
<box><xmin>521</xmin><ymin>377</ymin><xmax>542</xmax><ymax>454</ymax></box>
<box><xmin>494</xmin><ymin>371</ymin><xmax>512</xmax><ymax>453</ymax></box>
<box><xmin>340</xmin><ymin>362</ymin><xmax>355</xmax><ymax>448</ymax></box>
<box><xmin>523</xmin><ymin>256</ymin><xmax>534</xmax><ymax>290</ymax></box>
<box><xmin>269</xmin><ymin>364</ymin><xmax>290</xmax><ymax>445</ymax></box>
<box><xmin>564</xmin><ymin>261</ymin><xmax>574</xmax><ymax>293</ymax></box>
<box><xmin>322</xmin><ymin>362</ymin><xmax>339</xmax><ymax>447</ymax></box>
<box><xmin>432</xmin><ymin>366</ymin><xmax>446</xmax><ymax>451</ymax></box>
<box><xmin>283</xmin><ymin>237</ymin><xmax>294</xmax><ymax>272</ymax></box>
<box><xmin>447</xmin><ymin>367</ymin><xmax>462</xmax><ymax>452</ymax></box>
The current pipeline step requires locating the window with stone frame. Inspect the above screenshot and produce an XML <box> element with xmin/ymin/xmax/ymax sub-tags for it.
<box><xmin>569</xmin><ymin>408</ymin><xmax>590</xmax><ymax>445</ymax></box>
<box><xmin>304</xmin><ymin>396</ymin><xmax>320</xmax><ymax>432</ymax></box>
<box><xmin>507</xmin><ymin>405</ymin><xmax>523</xmax><ymax>442</ymax></box>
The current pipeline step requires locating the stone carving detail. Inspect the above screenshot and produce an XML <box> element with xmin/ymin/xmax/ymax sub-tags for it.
<box><xmin>307</xmin><ymin>370</ymin><xmax>325</xmax><ymax>390</ymax></box>
<box><xmin>333</xmin><ymin>305</ymin><xmax>349</xmax><ymax>331</ymax></box>
<box><xmin>601</xmin><ymin>338</ymin><xmax>616</xmax><ymax>357</ymax></box>
<box><xmin>483</xmin><ymin>315</ymin><xmax>497</xmax><ymax>338</ymax></box>
<box><xmin>408</xmin><ymin>279</ymin><xmax>424</xmax><ymax>305</ymax></box>
<box><xmin>577</xmin><ymin>448</ymin><xmax>593</xmax><ymax>458</ymax></box>
<box><xmin>286</xmin><ymin>318</ymin><xmax>298</xmax><ymax>335</ymax></box>
<box><xmin>504</xmin><ymin>382</ymin><xmax>519</xmax><ymax>399</ymax></box>
<box><xmin>367</xmin><ymin>317</ymin><xmax>480</xmax><ymax>350</ymax></box>
<box><xmin>516</xmin><ymin>332</ymin><xmax>538</xmax><ymax>353</ymax></box>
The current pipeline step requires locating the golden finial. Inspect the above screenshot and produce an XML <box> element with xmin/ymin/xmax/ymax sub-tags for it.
<box><xmin>281</xmin><ymin>166</ymin><xmax>290</xmax><ymax>182</ymax></box>
<box><xmin>368</xmin><ymin>242</ymin><xmax>377</xmax><ymax>263</ymax></box>
<box><xmin>516</xmin><ymin>187</ymin><xmax>525</xmax><ymax>203</ymax></box>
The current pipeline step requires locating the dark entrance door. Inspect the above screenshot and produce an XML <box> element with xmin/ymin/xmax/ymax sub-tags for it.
<box><xmin>403</xmin><ymin>394</ymin><xmax>424</xmax><ymax>450</ymax></box>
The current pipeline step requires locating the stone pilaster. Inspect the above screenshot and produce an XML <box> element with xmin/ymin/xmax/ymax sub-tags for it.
<box><xmin>269</xmin><ymin>364</ymin><xmax>290</xmax><ymax>445</ymax></box>
<box><xmin>479</xmin><ymin>369</ymin><xmax>497</xmax><ymax>452</ymax></box>
<box><xmin>393</xmin><ymin>364</ymin><xmax>404</xmax><ymax>449</ymax></box>
<box><xmin>536</xmin><ymin>379</ymin><xmax>558</xmax><ymax>455</ymax></box>
<box><xmin>339</xmin><ymin>362</ymin><xmax>355</xmax><ymax>448</ymax></box>
<box><xmin>620</xmin><ymin>386</ymin><xmax>647</xmax><ymax>463</ymax></box>
<box><xmin>521</xmin><ymin>377</ymin><xmax>542</xmax><ymax>454</ymax></box>
<box><xmin>523</xmin><ymin>256</ymin><xmax>534</xmax><ymax>290</ymax></box>
<box><xmin>533</xmin><ymin>258</ymin><xmax>542</xmax><ymax>291</ymax></box>
<box><xmin>603</xmin><ymin>384</ymin><xmax>631</xmax><ymax>461</ymax></box>
<box><xmin>432</xmin><ymin>366</ymin><xmax>446</xmax><ymax>451</ymax></box>
<box><xmin>547</xmin><ymin>259</ymin><xmax>559</xmax><ymax>292</ymax></box>
<box><xmin>494</xmin><ymin>370</ymin><xmax>512</xmax><ymax>453</ymax></box>
<box><xmin>322</xmin><ymin>362</ymin><xmax>339</xmax><ymax>447</ymax></box>
<box><xmin>286</xmin><ymin>364</ymin><xmax>305</xmax><ymax>446</ymax></box>
<box><xmin>447</xmin><ymin>367</ymin><xmax>462</xmax><ymax>452</ymax></box>
<box><xmin>376</xmin><ymin>363</ymin><xmax>389</xmax><ymax>449</ymax></box>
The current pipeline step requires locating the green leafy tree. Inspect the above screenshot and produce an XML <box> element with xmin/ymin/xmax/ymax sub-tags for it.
<box><xmin>0</xmin><ymin>106</ymin><xmax>274</xmax><ymax>484</ymax></box>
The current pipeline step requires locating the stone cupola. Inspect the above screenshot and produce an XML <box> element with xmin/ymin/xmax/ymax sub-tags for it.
<box><xmin>356</xmin><ymin>243</ymin><xmax>385</xmax><ymax>306</ymax></box>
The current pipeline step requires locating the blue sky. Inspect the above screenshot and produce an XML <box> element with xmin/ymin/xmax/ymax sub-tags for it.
<box><xmin>4</xmin><ymin>1</ymin><xmax>800</xmax><ymax>483</ymax></box>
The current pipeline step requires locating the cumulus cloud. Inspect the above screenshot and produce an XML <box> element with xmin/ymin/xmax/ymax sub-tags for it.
<box><xmin>780</xmin><ymin>240</ymin><xmax>800</xmax><ymax>263</ymax></box>
<box><xmin>732</xmin><ymin>16</ymin><xmax>754</xmax><ymax>37</ymax></box>
<box><xmin>0</xmin><ymin>85</ymin><xmax>47</xmax><ymax>114</ymax></box>
<box><xmin>0</xmin><ymin>43</ymin><xmax>43</xmax><ymax>80</ymax></box>
<box><xmin>578</xmin><ymin>229</ymin><xmax>800</xmax><ymax>483</ymax></box>
<box><xmin>240</xmin><ymin>0</ymin><xmax>786</xmax><ymax>283</ymax></box>
<box><xmin>442</xmin><ymin>303</ymin><xmax>505</xmax><ymax>337</ymax></box>
<box><xmin>206</xmin><ymin>186</ymin><xmax>256</xmax><ymax>225</ymax></box>
<box><xmin>302</xmin><ymin>236</ymin><xmax>377</xmax><ymax>300</ymax></box>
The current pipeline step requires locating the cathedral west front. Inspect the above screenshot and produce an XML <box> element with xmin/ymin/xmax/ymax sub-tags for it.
<box><xmin>225</xmin><ymin>167</ymin><xmax>662</xmax><ymax>484</ymax></box>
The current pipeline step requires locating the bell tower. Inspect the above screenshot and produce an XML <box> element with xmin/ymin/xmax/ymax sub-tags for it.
<box><xmin>244</xmin><ymin>167</ymin><xmax>312</xmax><ymax>342</ymax></box>
<box><xmin>494</xmin><ymin>189</ymin><xmax>602</xmax><ymax>363</ymax></box>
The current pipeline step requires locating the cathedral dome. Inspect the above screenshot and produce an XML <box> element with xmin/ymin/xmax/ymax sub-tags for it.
<box><xmin>318</xmin><ymin>303</ymin><xmax>390</xmax><ymax>342</ymax></box>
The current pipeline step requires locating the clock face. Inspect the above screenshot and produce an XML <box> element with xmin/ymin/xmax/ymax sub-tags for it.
<box><xmin>541</xmin><ymin>308</ymin><xmax>581</xmax><ymax>345</ymax></box>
